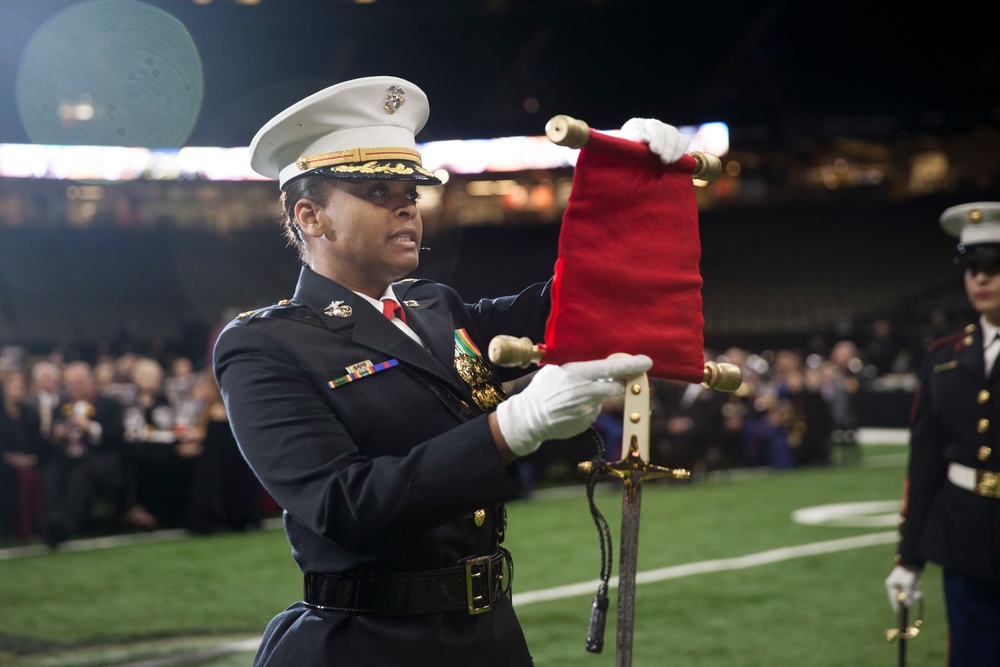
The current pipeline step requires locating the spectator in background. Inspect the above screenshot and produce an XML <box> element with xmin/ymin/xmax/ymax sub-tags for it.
<box><xmin>25</xmin><ymin>361</ymin><xmax>62</xmax><ymax>441</ymax></box>
<box><xmin>823</xmin><ymin>339</ymin><xmax>863</xmax><ymax>462</ymax></box>
<box><xmin>649</xmin><ymin>374</ymin><xmax>733</xmax><ymax>474</ymax></box>
<box><xmin>0</xmin><ymin>371</ymin><xmax>46</xmax><ymax>539</ymax></box>
<box><xmin>122</xmin><ymin>357</ymin><xmax>197</xmax><ymax>530</ymax></box>
<box><xmin>42</xmin><ymin>361</ymin><xmax>125</xmax><ymax>547</ymax></box>
<box><xmin>741</xmin><ymin>394</ymin><xmax>795</xmax><ymax>469</ymax></box>
<box><xmin>164</xmin><ymin>356</ymin><xmax>202</xmax><ymax>431</ymax></box>
<box><xmin>865</xmin><ymin>318</ymin><xmax>900</xmax><ymax>375</ymax></box>
<box><xmin>773</xmin><ymin>349</ymin><xmax>834</xmax><ymax>466</ymax></box>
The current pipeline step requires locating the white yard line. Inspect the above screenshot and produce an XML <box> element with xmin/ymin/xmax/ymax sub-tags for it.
<box><xmin>10</xmin><ymin>530</ymin><xmax>896</xmax><ymax>666</ymax></box>
<box><xmin>512</xmin><ymin>531</ymin><xmax>896</xmax><ymax>606</ymax></box>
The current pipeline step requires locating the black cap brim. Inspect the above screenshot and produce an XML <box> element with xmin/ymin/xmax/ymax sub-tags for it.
<box><xmin>956</xmin><ymin>242</ymin><xmax>1000</xmax><ymax>264</ymax></box>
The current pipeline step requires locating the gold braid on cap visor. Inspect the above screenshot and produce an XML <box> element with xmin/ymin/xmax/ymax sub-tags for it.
<box><xmin>295</xmin><ymin>146</ymin><xmax>436</xmax><ymax>177</ymax></box>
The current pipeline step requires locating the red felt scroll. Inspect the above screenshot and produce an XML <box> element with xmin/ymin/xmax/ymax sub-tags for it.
<box><xmin>542</xmin><ymin>129</ymin><xmax>705</xmax><ymax>383</ymax></box>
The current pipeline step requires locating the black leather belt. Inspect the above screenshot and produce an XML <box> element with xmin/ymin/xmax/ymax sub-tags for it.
<box><xmin>304</xmin><ymin>550</ymin><xmax>511</xmax><ymax>616</ymax></box>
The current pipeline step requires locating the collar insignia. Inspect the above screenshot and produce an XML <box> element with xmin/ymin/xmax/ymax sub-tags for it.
<box><xmin>324</xmin><ymin>301</ymin><xmax>352</xmax><ymax>318</ymax></box>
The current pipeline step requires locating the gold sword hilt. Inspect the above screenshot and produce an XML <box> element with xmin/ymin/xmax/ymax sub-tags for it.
<box><xmin>885</xmin><ymin>591</ymin><xmax>923</xmax><ymax>642</ymax></box>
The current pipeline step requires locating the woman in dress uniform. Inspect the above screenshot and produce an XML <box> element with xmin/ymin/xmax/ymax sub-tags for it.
<box><xmin>886</xmin><ymin>202</ymin><xmax>1000</xmax><ymax>666</ymax></box>
<box><xmin>213</xmin><ymin>76</ymin><xmax>687</xmax><ymax>666</ymax></box>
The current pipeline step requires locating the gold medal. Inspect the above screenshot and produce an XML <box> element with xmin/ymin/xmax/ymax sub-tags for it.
<box><xmin>455</xmin><ymin>353</ymin><xmax>504</xmax><ymax>411</ymax></box>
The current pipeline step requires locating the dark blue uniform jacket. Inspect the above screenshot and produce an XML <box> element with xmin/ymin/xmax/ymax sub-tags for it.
<box><xmin>899</xmin><ymin>323</ymin><xmax>1000</xmax><ymax>581</ymax></box>
<box><xmin>214</xmin><ymin>266</ymin><xmax>549</xmax><ymax>666</ymax></box>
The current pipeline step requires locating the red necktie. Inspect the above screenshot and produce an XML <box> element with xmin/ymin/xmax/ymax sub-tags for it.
<box><xmin>381</xmin><ymin>299</ymin><xmax>407</xmax><ymax>324</ymax></box>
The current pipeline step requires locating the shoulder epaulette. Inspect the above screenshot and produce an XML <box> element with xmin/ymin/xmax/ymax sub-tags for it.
<box><xmin>236</xmin><ymin>299</ymin><xmax>303</xmax><ymax>323</ymax></box>
<box><xmin>393</xmin><ymin>277</ymin><xmax>435</xmax><ymax>297</ymax></box>
<box><xmin>928</xmin><ymin>330</ymin><xmax>970</xmax><ymax>351</ymax></box>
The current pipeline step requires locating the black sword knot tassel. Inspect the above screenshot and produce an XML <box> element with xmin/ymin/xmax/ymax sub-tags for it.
<box><xmin>586</xmin><ymin>581</ymin><xmax>610</xmax><ymax>653</ymax></box>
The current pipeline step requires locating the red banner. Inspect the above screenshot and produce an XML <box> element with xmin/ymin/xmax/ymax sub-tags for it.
<box><xmin>543</xmin><ymin>129</ymin><xmax>705</xmax><ymax>383</ymax></box>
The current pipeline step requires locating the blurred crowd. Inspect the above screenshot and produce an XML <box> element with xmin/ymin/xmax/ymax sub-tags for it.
<box><xmin>646</xmin><ymin>341</ymin><xmax>870</xmax><ymax>474</ymax></box>
<box><xmin>531</xmin><ymin>319</ymin><xmax>931</xmax><ymax>486</ymax></box>
<box><xmin>0</xmin><ymin>349</ymin><xmax>266</xmax><ymax>546</ymax></box>
<box><xmin>0</xmin><ymin>313</ymin><xmax>937</xmax><ymax>543</ymax></box>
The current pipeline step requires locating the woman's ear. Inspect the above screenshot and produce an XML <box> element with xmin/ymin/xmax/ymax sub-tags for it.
<box><xmin>294</xmin><ymin>199</ymin><xmax>326</xmax><ymax>239</ymax></box>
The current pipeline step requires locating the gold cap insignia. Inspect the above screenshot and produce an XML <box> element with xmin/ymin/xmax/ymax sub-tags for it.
<box><xmin>324</xmin><ymin>301</ymin><xmax>353</xmax><ymax>318</ymax></box>
<box><xmin>383</xmin><ymin>85</ymin><xmax>405</xmax><ymax>115</ymax></box>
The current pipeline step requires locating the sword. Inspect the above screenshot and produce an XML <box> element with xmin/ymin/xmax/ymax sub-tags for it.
<box><xmin>885</xmin><ymin>591</ymin><xmax>923</xmax><ymax>667</ymax></box>
<box><xmin>588</xmin><ymin>361</ymin><xmax>739</xmax><ymax>665</ymax></box>
<box><xmin>491</xmin><ymin>337</ymin><xmax>740</xmax><ymax>665</ymax></box>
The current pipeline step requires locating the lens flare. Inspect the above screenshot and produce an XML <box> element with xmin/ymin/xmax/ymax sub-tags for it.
<box><xmin>16</xmin><ymin>0</ymin><xmax>204</xmax><ymax>147</ymax></box>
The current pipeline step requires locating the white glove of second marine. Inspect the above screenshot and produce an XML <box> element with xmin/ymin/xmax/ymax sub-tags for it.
<box><xmin>495</xmin><ymin>354</ymin><xmax>653</xmax><ymax>457</ymax></box>
<box><xmin>884</xmin><ymin>565</ymin><xmax>923</xmax><ymax>613</ymax></box>
<box><xmin>620</xmin><ymin>118</ymin><xmax>690</xmax><ymax>164</ymax></box>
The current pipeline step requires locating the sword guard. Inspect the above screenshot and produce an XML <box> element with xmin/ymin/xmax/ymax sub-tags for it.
<box><xmin>885</xmin><ymin>594</ymin><xmax>924</xmax><ymax>642</ymax></box>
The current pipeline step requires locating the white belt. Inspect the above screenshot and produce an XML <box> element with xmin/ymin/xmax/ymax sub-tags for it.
<box><xmin>948</xmin><ymin>462</ymin><xmax>1000</xmax><ymax>498</ymax></box>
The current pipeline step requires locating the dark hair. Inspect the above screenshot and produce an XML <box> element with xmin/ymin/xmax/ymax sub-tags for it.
<box><xmin>279</xmin><ymin>174</ymin><xmax>338</xmax><ymax>264</ymax></box>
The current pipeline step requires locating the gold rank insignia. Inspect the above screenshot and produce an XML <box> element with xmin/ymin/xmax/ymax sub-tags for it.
<box><xmin>453</xmin><ymin>328</ymin><xmax>505</xmax><ymax>411</ymax></box>
<box><xmin>324</xmin><ymin>301</ymin><xmax>353</xmax><ymax>318</ymax></box>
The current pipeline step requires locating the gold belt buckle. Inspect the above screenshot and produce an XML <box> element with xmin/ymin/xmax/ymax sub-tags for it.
<box><xmin>464</xmin><ymin>556</ymin><xmax>494</xmax><ymax>615</ymax></box>
<box><xmin>975</xmin><ymin>470</ymin><xmax>1000</xmax><ymax>498</ymax></box>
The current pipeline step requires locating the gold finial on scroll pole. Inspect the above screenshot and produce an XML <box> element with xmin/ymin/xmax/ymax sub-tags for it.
<box><xmin>702</xmin><ymin>361</ymin><xmax>742</xmax><ymax>392</ymax></box>
<box><xmin>690</xmin><ymin>151</ymin><xmax>723</xmax><ymax>181</ymax></box>
<box><xmin>545</xmin><ymin>114</ymin><xmax>591</xmax><ymax>148</ymax></box>
<box><xmin>488</xmin><ymin>335</ymin><xmax>543</xmax><ymax>368</ymax></box>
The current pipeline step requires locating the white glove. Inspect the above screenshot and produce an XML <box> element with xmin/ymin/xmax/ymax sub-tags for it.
<box><xmin>884</xmin><ymin>565</ymin><xmax>922</xmax><ymax>613</ymax></box>
<box><xmin>620</xmin><ymin>118</ymin><xmax>690</xmax><ymax>164</ymax></box>
<box><xmin>496</xmin><ymin>355</ymin><xmax>653</xmax><ymax>457</ymax></box>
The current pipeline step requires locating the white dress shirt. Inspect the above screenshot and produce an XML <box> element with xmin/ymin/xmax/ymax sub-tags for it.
<box><xmin>981</xmin><ymin>316</ymin><xmax>1000</xmax><ymax>375</ymax></box>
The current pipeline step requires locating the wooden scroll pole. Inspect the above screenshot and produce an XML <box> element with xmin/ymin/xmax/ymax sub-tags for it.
<box><xmin>545</xmin><ymin>113</ymin><xmax>724</xmax><ymax>180</ymax></box>
<box><xmin>489</xmin><ymin>114</ymin><xmax>738</xmax><ymax>667</ymax></box>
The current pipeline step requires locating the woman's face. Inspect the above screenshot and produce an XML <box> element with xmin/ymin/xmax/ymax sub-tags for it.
<box><xmin>301</xmin><ymin>179</ymin><xmax>423</xmax><ymax>295</ymax></box>
<box><xmin>965</xmin><ymin>260</ymin><xmax>1000</xmax><ymax>324</ymax></box>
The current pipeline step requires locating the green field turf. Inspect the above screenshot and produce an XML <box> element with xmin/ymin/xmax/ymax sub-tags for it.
<box><xmin>0</xmin><ymin>445</ymin><xmax>947</xmax><ymax>666</ymax></box>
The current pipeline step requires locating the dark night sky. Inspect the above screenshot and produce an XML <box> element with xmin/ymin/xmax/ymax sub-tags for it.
<box><xmin>0</xmin><ymin>1</ymin><xmax>996</xmax><ymax>151</ymax></box>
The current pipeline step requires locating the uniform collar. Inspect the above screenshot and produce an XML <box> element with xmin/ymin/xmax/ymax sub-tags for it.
<box><xmin>291</xmin><ymin>266</ymin><xmax>459</xmax><ymax>388</ymax></box>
